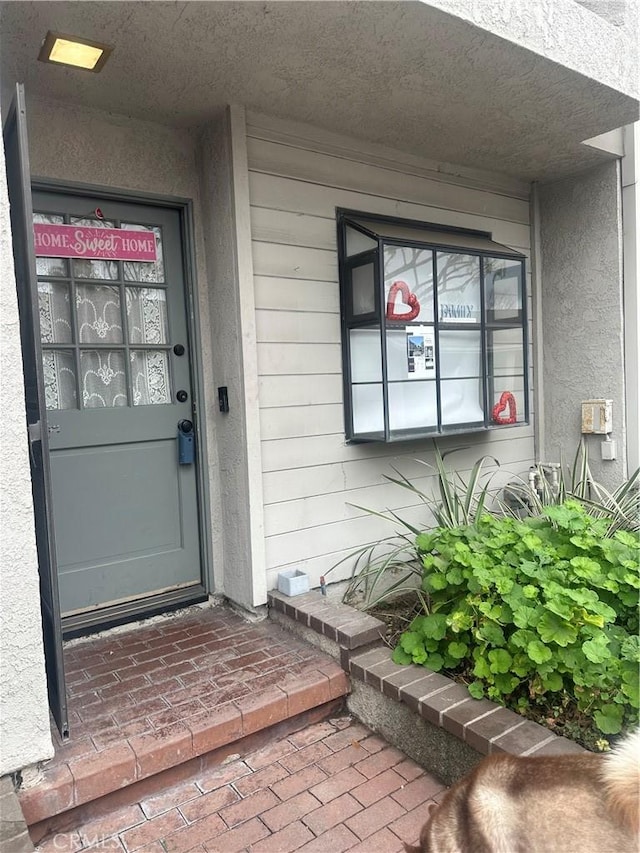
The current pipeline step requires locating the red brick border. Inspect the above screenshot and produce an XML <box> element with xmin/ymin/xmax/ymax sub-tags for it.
<box><xmin>268</xmin><ymin>590</ymin><xmax>583</xmax><ymax>759</ymax></box>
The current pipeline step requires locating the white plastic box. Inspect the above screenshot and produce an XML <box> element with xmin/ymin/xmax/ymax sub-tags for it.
<box><xmin>277</xmin><ymin>569</ymin><xmax>310</xmax><ymax>597</ymax></box>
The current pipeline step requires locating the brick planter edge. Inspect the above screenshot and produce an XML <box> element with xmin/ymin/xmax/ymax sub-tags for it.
<box><xmin>268</xmin><ymin>590</ymin><xmax>583</xmax><ymax>784</ymax></box>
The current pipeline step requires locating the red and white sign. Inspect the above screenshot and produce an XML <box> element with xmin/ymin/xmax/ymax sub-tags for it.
<box><xmin>33</xmin><ymin>224</ymin><xmax>157</xmax><ymax>262</ymax></box>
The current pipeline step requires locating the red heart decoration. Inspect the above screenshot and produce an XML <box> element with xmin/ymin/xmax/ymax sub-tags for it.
<box><xmin>386</xmin><ymin>280</ymin><xmax>420</xmax><ymax>322</ymax></box>
<box><xmin>492</xmin><ymin>391</ymin><xmax>517</xmax><ymax>425</ymax></box>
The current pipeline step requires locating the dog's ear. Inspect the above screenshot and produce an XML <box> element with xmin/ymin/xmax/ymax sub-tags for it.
<box><xmin>404</xmin><ymin>800</ymin><xmax>438</xmax><ymax>851</ymax></box>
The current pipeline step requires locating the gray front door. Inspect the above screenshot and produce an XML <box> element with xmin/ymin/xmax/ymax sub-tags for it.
<box><xmin>33</xmin><ymin>190</ymin><xmax>203</xmax><ymax>620</ymax></box>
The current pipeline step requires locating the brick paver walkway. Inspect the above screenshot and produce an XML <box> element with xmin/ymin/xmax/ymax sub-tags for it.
<box><xmin>36</xmin><ymin>717</ymin><xmax>447</xmax><ymax>852</ymax></box>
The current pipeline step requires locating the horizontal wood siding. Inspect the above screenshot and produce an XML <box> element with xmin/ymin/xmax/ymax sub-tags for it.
<box><xmin>246</xmin><ymin>121</ymin><xmax>535</xmax><ymax>590</ymax></box>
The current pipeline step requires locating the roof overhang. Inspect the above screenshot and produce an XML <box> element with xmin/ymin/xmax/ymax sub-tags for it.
<box><xmin>1</xmin><ymin>1</ymin><xmax>638</xmax><ymax>183</ymax></box>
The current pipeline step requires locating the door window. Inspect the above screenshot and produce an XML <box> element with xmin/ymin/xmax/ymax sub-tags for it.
<box><xmin>35</xmin><ymin>213</ymin><xmax>172</xmax><ymax>409</ymax></box>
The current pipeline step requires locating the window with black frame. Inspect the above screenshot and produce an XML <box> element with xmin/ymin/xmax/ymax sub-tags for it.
<box><xmin>337</xmin><ymin>210</ymin><xmax>528</xmax><ymax>442</ymax></box>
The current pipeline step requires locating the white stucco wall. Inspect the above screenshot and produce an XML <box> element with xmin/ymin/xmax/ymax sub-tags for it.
<box><xmin>0</xmin><ymin>108</ymin><xmax>54</xmax><ymax>775</ymax></box>
<box><xmin>538</xmin><ymin>161</ymin><xmax>628</xmax><ymax>487</ymax></box>
<box><xmin>426</xmin><ymin>0</ymin><xmax>639</xmax><ymax>99</ymax></box>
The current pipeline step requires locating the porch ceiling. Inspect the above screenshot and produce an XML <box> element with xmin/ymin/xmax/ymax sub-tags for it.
<box><xmin>1</xmin><ymin>1</ymin><xmax>638</xmax><ymax>183</ymax></box>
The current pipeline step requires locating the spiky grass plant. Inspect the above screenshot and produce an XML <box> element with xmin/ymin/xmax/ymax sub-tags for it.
<box><xmin>329</xmin><ymin>441</ymin><xmax>639</xmax><ymax>612</ymax></box>
<box><xmin>328</xmin><ymin>447</ymin><xmax>503</xmax><ymax>609</ymax></box>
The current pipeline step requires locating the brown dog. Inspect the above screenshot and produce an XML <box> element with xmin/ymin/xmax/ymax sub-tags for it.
<box><xmin>405</xmin><ymin>730</ymin><xmax>640</xmax><ymax>853</ymax></box>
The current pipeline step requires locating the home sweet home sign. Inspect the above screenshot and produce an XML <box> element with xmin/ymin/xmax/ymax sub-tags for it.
<box><xmin>34</xmin><ymin>223</ymin><xmax>157</xmax><ymax>262</ymax></box>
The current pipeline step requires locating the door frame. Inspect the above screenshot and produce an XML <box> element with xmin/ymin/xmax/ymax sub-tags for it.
<box><xmin>31</xmin><ymin>178</ymin><xmax>214</xmax><ymax>636</ymax></box>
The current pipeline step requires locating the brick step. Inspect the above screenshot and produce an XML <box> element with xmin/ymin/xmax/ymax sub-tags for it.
<box><xmin>19</xmin><ymin>606</ymin><xmax>349</xmax><ymax>827</ymax></box>
<box><xmin>21</xmin><ymin>665</ymin><xmax>348</xmax><ymax>829</ymax></box>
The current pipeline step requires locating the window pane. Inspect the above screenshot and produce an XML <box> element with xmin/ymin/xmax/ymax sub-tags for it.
<box><xmin>488</xmin><ymin>327</ymin><xmax>524</xmax><ymax>376</ymax></box>
<box><xmin>439</xmin><ymin>330</ymin><xmax>482</xmax><ymax>378</ymax></box>
<box><xmin>39</xmin><ymin>282</ymin><xmax>72</xmax><ymax>343</ymax></box>
<box><xmin>34</xmin><ymin>212</ymin><xmax>64</xmax><ymax>224</ymax></box>
<box><xmin>73</xmin><ymin>258</ymin><xmax>119</xmax><ymax>280</ymax></box>
<box><xmin>345</xmin><ymin>226</ymin><xmax>377</xmax><ymax>256</ymax></box>
<box><xmin>33</xmin><ymin>212</ymin><xmax>68</xmax><ymax>277</ymax></box>
<box><xmin>81</xmin><ymin>350</ymin><xmax>127</xmax><ymax>408</ymax></box>
<box><xmin>351</xmin><ymin>263</ymin><xmax>375</xmax><ymax>316</ymax></box>
<box><xmin>350</xmin><ymin>328</ymin><xmax>381</xmax><ymax>383</ymax></box>
<box><xmin>131</xmin><ymin>351</ymin><xmax>171</xmax><ymax>406</ymax></box>
<box><xmin>43</xmin><ymin>350</ymin><xmax>77</xmax><ymax>410</ymax></box>
<box><xmin>126</xmin><ymin>287</ymin><xmax>168</xmax><ymax>344</ymax></box>
<box><xmin>384</xmin><ymin>246</ymin><xmax>433</xmax><ymax>323</ymax></box>
<box><xmin>485</xmin><ymin>257</ymin><xmax>522</xmax><ymax>322</ymax></box>
<box><xmin>36</xmin><ymin>256</ymin><xmax>68</xmax><ymax>277</ymax></box>
<box><xmin>352</xmin><ymin>384</ymin><xmax>384</xmax><ymax>435</ymax></box>
<box><xmin>389</xmin><ymin>381</ymin><xmax>437</xmax><ymax>431</ymax></box>
<box><xmin>122</xmin><ymin>224</ymin><xmax>165</xmax><ymax>283</ymax></box>
<box><xmin>441</xmin><ymin>378</ymin><xmax>484</xmax><ymax>425</ymax></box>
<box><xmin>437</xmin><ymin>253</ymin><xmax>481</xmax><ymax>324</ymax></box>
<box><xmin>76</xmin><ymin>284</ymin><xmax>123</xmax><ymax>343</ymax></box>
<box><xmin>491</xmin><ymin>382</ymin><xmax>526</xmax><ymax>425</ymax></box>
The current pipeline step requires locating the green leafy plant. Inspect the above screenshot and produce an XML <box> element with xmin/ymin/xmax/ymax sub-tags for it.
<box><xmin>393</xmin><ymin>501</ymin><xmax>639</xmax><ymax>737</ymax></box>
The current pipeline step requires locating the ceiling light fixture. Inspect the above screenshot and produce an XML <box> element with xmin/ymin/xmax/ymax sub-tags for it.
<box><xmin>38</xmin><ymin>31</ymin><xmax>113</xmax><ymax>72</ymax></box>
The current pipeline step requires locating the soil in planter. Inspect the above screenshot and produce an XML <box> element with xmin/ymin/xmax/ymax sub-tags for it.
<box><xmin>369</xmin><ymin>596</ymin><xmax>615</xmax><ymax>753</ymax></box>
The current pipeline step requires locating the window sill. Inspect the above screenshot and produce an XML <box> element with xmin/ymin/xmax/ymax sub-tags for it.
<box><xmin>347</xmin><ymin>420</ymin><xmax>529</xmax><ymax>443</ymax></box>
